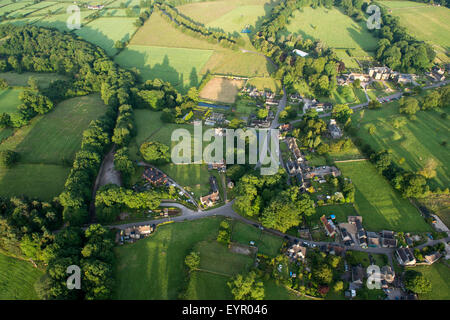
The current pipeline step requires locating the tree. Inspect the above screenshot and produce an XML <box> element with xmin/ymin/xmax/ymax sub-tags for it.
<box><xmin>399</xmin><ymin>97</ymin><xmax>420</xmax><ymax>115</ymax></box>
<box><xmin>185</xmin><ymin>251</ymin><xmax>200</xmax><ymax>271</ymax></box>
<box><xmin>228</xmin><ymin>271</ymin><xmax>264</xmax><ymax>300</ymax></box>
<box><xmin>404</xmin><ymin>270</ymin><xmax>431</xmax><ymax>294</ymax></box>
<box><xmin>333</xmin><ymin>281</ymin><xmax>344</xmax><ymax>292</ymax></box>
<box><xmin>0</xmin><ymin>150</ymin><xmax>18</xmax><ymax>168</ymax></box>
<box><xmin>332</xmin><ymin>104</ymin><xmax>353</xmax><ymax>123</ymax></box>
<box><xmin>418</xmin><ymin>158</ymin><xmax>437</xmax><ymax>179</ymax></box>
<box><xmin>257</xmin><ymin>108</ymin><xmax>268</xmax><ymax>119</ymax></box>
<box><xmin>140</xmin><ymin>141</ymin><xmax>170</xmax><ymax>163</ymax></box>
<box><xmin>313</xmin><ymin>264</ymin><xmax>333</xmax><ymax>284</ymax></box>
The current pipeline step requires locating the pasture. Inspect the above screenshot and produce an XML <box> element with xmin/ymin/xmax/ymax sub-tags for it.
<box><xmin>407</xmin><ymin>262</ymin><xmax>450</xmax><ymax>300</ymax></box>
<box><xmin>0</xmin><ymin>253</ymin><xmax>43</xmax><ymax>300</ymax></box>
<box><xmin>336</xmin><ymin>160</ymin><xmax>431</xmax><ymax>232</ymax></box>
<box><xmin>0</xmin><ymin>72</ymin><xmax>68</xmax><ymax>88</ymax></box>
<box><xmin>184</xmin><ymin>271</ymin><xmax>233</xmax><ymax>299</ymax></box>
<box><xmin>286</xmin><ymin>7</ymin><xmax>378</xmax><ymax>52</ymax></box>
<box><xmin>379</xmin><ymin>1</ymin><xmax>450</xmax><ymax>62</ymax></box>
<box><xmin>353</xmin><ymin>103</ymin><xmax>449</xmax><ymax>189</ymax></box>
<box><xmin>75</xmin><ymin>17</ymin><xmax>138</xmax><ymax>56</ymax></box>
<box><xmin>199</xmin><ymin>77</ymin><xmax>245</xmax><ymax>103</ymax></box>
<box><xmin>247</xmin><ymin>77</ymin><xmax>281</xmax><ymax>93</ymax></box>
<box><xmin>115</xmin><ymin>44</ymin><xmax>213</xmax><ymax>93</ymax></box>
<box><xmin>33</xmin><ymin>11</ymin><xmax>93</xmax><ymax>32</ymax></box>
<box><xmin>0</xmin><ymin>1</ymin><xmax>33</xmax><ymax>15</ymax></box>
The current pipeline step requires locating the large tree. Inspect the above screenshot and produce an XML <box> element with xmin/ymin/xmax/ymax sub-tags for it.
<box><xmin>404</xmin><ymin>270</ymin><xmax>432</xmax><ymax>294</ymax></box>
<box><xmin>228</xmin><ymin>271</ymin><xmax>265</xmax><ymax>300</ymax></box>
<box><xmin>140</xmin><ymin>141</ymin><xmax>170</xmax><ymax>163</ymax></box>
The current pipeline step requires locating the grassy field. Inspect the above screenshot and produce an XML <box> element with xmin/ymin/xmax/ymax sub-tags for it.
<box><xmin>184</xmin><ymin>271</ymin><xmax>233</xmax><ymax>299</ymax></box>
<box><xmin>32</xmin><ymin>11</ymin><xmax>94</xmax><ymax>32</ymax></box>
<box><xmin>231</xmin><ymin>220</ymin><xmax>283</xmax><ymax>256</ymax></box>
<box><xmin>115</xmin><ymin>44</ymin><xmax>213</xmax><ymax>93</ymax></box>
<box><xmin>113</xmin><ymin>217</ymin><xmax>225</xmax><ymax>299</ymax></box>
<box><xmin>286</xmin><ymin>7</ymin><xmax>378</xmax><ymax>52</ymax></box>
<box><xmin>407</xmin><ymin>262</ymin><xmax>450</xmax><ymax>300</ymax></box>
<box><xmin>336</xmin><ymin>160</ymin><xmax>431</xmax><ymax>232</ymax></box>
<box><xmin>75</xmin><ymin>17</ymin><xmax>138</xmax><ymax>56</ymax></box>
<box><xmin>0</xmin><ymin>94</ymin><xmax>107</xmax><ymax>165</ymax></box>
<box><xmin>353</xmin><ymin>103</ymin><xmax>449</xmax><ymax>189</ymax></box>
<box><xmin>199</xmin><ymin>77</ymin><xmax>245</xmax><ymax>103</ymax></box>
<box><xmin>0</xmin><ymin>94</ymin><xmax>106</xmax><ymax>200</ymax></box>
<box><xmin>0</xmin><ymin>1</ymin><xmax>33</xmax><ymax>15</ymax></box>
<box><xmin>0</xmin><ymin>72</ymin><xmax>68</xmax><ymax>88</ymax></box>
<box><xmin>127</xmin><ymin>12</ymin><xmax>274</xmax><ymax>86</ymax></box>
<box><xmin>378</xmin><ymin>1</ymin><xmax>450</xmax><ymax>62</ymax></box>
<box><xmin>0</xmin><ymin>253</ymin><xmax>43</xmax><ymax>300</ymax></box>
<box><xmin>0</xmin><ymin>88</ymin><xmax>22</xmax><ymax>115</ymax></box>
<box><xmin>247</xmin><ymin>77</ymin><xmax>281</xmax><ymax>92</ymax></box>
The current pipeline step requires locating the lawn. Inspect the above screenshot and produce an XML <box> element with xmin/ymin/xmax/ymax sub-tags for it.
<box><xmin>184</xmin><ymin>271</ymin><xmax>233</xmax><ymax>299</ymax></box>
<box><xmin>113</xmin><ymin>217</ymin><xmax>225</xmax><ymax>299</ymax></box>
<box><xmin>0</xmin><ymin>88</ymin><xmax>22</xmax><ymax>115</ymax></box>
<box><xmin>0</xmin><ymin>253</ymin><xmax>43</xmax><ymax>300</ymax></box>
<box><xmin>378</xmin><ymin>1</ymin><xmax>450</xmax><ymax>62</ymax></box>
<box><xmin>408</xmin><ymin>262</ymin><xmax>450</xmax><ymax>300</ymax></box>
<box><xmin>313</xmin><ymin>204</ymin><xmax>359</xmax><ymax>225</ymax></box>
<box><xmin>336</xmin><ymin>160</ymin><xmax>431</xmax><ymax>232</ymax></box>
<box><xmin>0</xmin><ymin>94</ymin><xmax>107</xmax><ymax>165</ymax></box>
<box><xmin>231</xmin><ymin>221</ymin><xmax>283</xmax><ymax>256</ymax></box>
<box><xmin>286</xmin><ymin>7</ymin><xmax>378</xmax><ymax>52</ymax></box>
<box><xmin>353</xmin><ymin>103</ymin><xmax>449</xmax><ymax>189</ymax></box>
<box><xmin>115</xmin><ymin>44</ymin><xmax>213</xmax><ymax>93</ymax></box>
<box><xmin>75</xmin><ymin>17</ymin><xmax>138</xmax><ymax>56</ymax></box>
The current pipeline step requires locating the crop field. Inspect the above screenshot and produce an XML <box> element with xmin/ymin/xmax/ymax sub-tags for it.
<box><xmin>0</xmin><ymin>88</ymin><xmax>22</xmax><ymax>115</ymax></box>
<box><xmin>113</xmin><ymin>217</ymin><xmax>225</xmax><ymax>299</ymax></box>
<box><xmin>199</xmin><ymin>77</ymin><xmax>245</xmax><ymax>103</ymax></box>
<box><xmin>353</xmin><ymin>103</ymin><xmax>449</xmax><ymax>189</ymax></box>
<box><xmin>286</xmin><ymin>7</ymin><xmax>378</xmax><ymax>52</ymax></box>
<box><xmin>0</xmin><ymin>253</ymin><xmax>43</xmax><ymax>300</ymax></box>
<box><xmin>406</xmin><ymin>262</ymin><xmax>450</xmax><ymax>300</ymax></box>
<box><xmin>115</xmin><ymin>44</ymin><xmax>213</xmax><ymax>93</ymax></box>
<box><xmin>379</xmin><ymin>1</ymin><xmax>450</xmax><ymax>62</ymax></box>
<box><xmin>75</xmin><ymin>17</ymin><xmax>138</xmax><ymax>56</ymax></box>
<box><xmin>336</xmin><ymin>160</ymin><xmax>431</xmax><ymax>232</ymax></box>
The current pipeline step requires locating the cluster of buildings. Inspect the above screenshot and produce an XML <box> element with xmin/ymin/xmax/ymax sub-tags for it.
<box><xmin>200</xmin><ymin>176</ymin><xmax>220</xmax><ymax>207</ymax></box>
<box><xmin>328</xmin><ymin>119</ymin><xmax>343</xmax><ymax>139</ymax></box>
<box><xmin>87</xmin><ymin>4</ymin><xmax>104</xmax><ymax>10</ymax></box>
<box><xmin>207</xmin><ymin>158</ymin><xmax>226</xmax><ymax>173</ymax></box>
<box><xmin>338</xmin><ymin>67</ymin><xmax>417</xmax><ymax>86</ymax></box>
<box><xmin>241</xmin><ymin>86</ymin><xmax>277</xmax><ymax>102</ymax></box>
<box><xmin>142</xmin><ymin>167</ymin><xmax>169</xmax><ymax>187</ymax></box>
<box><xmin>426</xmin><ymin>66</ymin><xmax>446</xmax><ymax>82</ymax></box>
<box><xmin>116</xmin><ymin>224</ymin><xmax>156</xmax><ymax>244</ymax></box>
<box><xmin>205</xmin><ymin>112</ymin><xmax>226</xmax><ymax>126</ymax></box>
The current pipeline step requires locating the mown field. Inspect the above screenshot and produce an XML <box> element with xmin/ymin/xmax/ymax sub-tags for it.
<box><xmin>286</xmin><ymin>7</ymin><xmax>378</xmax><ymax>52</ymax></box>
<box><xmin>378</xmin><ymin>1</ymin><xmax>450</xmax><ymax>63</ymax></box>
<box><xmin>353</xmin><ymin>103</ymin><xmax>449</xmax><ymax>189</ymax></box>
<box><xmin>0</xmin><ymin>93</ymin><xmax>107</xmax><ymax>200</ymax></box>
<box><xmin>406</xmin><ymin>262</ymin><xmax>450</xmax><ymax>300</ymax></box>
<box><xmin>336</xmin><ymin>160</ymin><xmax>431</xmax><ymax>232</ymax></box>
<box><xmin>0</xmin><ymin>88</ymin><xmax>22</xmax><ymax>115</ymax></box>
<box><xmin>0</xmin><ymin>72</ymin><xmax>68</xmax><ymax>88</ymax></box>
<box><xmin>0</xmin><ymin>252</ymin><xmax>43</xmax><ymax>300</ymax></box>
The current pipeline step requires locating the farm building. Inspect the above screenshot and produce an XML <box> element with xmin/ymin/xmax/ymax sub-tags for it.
<box><xmin>292</xmin><ymin>49</ymin><xmax>309</xmax><ymax>57</ymax></box>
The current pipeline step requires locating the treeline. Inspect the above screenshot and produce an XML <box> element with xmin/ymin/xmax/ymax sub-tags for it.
<box><xmin>95</xmin><ymin>184</ymin><xmax>164</xmax><ymax>223</ymax></box>
<box><xmin>252</xmin><ymin>0</ymin><xmax>340</xmax><ymax>97</ymax></box>
<box><xmin>233</xmin><ymin>169</ymin><xmax>315</xmax><ymax>232</ymax></box>
<box><xmin>376</xmin><ymin>0</ymin><xmax>449</xmax><ymax>8</ymax></box>
<box><xmin>154</xmin><ymin>1</ymin><xmax>243</xmax><ymax>49</ymax></box>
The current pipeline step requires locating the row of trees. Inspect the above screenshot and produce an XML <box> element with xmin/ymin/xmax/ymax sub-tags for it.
<box><xmin>154</xmin><ymin>2</ymin><xmax>243</xmax><ymax>49</ymax></box>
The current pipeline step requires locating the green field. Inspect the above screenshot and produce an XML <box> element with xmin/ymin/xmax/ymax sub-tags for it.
<box><xmin>0</xmin><ymin>72</ymin><xmax>68</xmax><ymax>88</ymax></box>
<box><xmin>113</xmin><ymin>217</ymin><xmax>225</xmax><ymax>299</ymax></box>
<box><xmin>336</xmin><ymin>160</ymin><xmax>431</xmax><ymax>232</ymax></box>
<box><xmin>286</xmin><ymin>7</ymin><xmax>378</xmax><ymax>52</ymax></box>
<box><xmin>353</xmin><ymin>103</ymin><xmax>450</xmax><ymax>189</ymax></box>
<box><xmin>32</xmin><ymin>11</ymin><xmax>94</xmax><ymax>32</ymax></box>
<box><xmin>407</xmin><ymin>262</ymin><xmax>450</xmax><ymax>300</ymax></box>
<box><xmin>231</xmin><ymin>220</ymin><xmax>284</xmax><ymax>256</ymax></box>
<box><xmin>75</xmin><ymin>17</ymin><xmax>138</xmax><ymax>56</ymax></box>
<box><xmin>0</xmin><ymin>253</ymin><xmax>43</xmax><ymax>300</ymax></box>
<box><xmin>378</xmin><ymin>1</ymin><xmax>450</xmax><ymax>62</ymax></box>
<box><xmin>184</xmin><ymin>271</ymin><xmax>233</xmax><ymax>299</ymax></box>
<box><xmin>313</xmin><ymin>204</ymin><xmax>359</xmax><ymax>224</ymax></box>
<box><xmin>0</xmin><ymin>88</ymin><xmax>22</xmax><ymax>115</ymax></box>
<box><xmin>0</xmin><ymin>1</ymin><xmax>33</xmax><ymax>15</ymax></box>
<box><xmin>0</xmin><ymin>94</ymin><xmax>106</xmax><ymax>200</ymax></box>
<box><xmin>115</xmin><ymin>44</ymin><xmax>213</xmax><ymax>93</ymax></box>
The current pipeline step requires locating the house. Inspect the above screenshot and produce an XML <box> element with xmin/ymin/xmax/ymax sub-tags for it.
<box><xmin>287</xmin><ymin>244</ymin><xmax>307</xmax><ymax>261</ymax></box>
<box><xmin>367</xmin><ymin>231</ymin><xmax>380</xmax><ymax>247</ymax></box>
<box><xmin>351</xmin><ymin>266</ymin><xmax>365</xmax><ymax>289</ymax></box>
<box><xmin>292</xmin><ymin>49</ymin><xmax>309</xmax><ymax>57</ymax></box>
<box><xmin>328</xmin><ymin>119</ymin><xmax>343</xmax><ymax>139</ymax></box>
<box><xmin>320</xmin><ymin>215</ymin><xmax>337</xmax><ymax>237</ymax></box>
<box><xmin>340</xmin><ymin>227</ymin><xmax>352</xmax><ymax>242</ymax></box>
<box><xmin>285</xmin><ymin>137</ymin><xmax>304</xmax><ymax>163</ymax></box>
<box><xmin>424</xmin><ymin>252</ymin><xmax>442</xmax><ymax>265</ymax></box>
<box><xmin>304</xmin><ymin>166</ymin><xmax>340</xmax><ymax>179</ymax></box>
<box><xmin>381</xmin><ymin>230</ymin><xmax>397</xmax><ymax>248</ymax></box>
<box><xmin>327</xmin><ymin>244</ymin><xmax>345</xmax><ymax>256</ymax></box>
<box><xmin>395</xmin><ymin>248</ymin><xmax>416</xmax><ymax>266</ymax></box>
<box><xmin>200</xmin><ymin>191</ymin><xmax>220</xmax><ymax>207</ymax></box>
<box><xmin>208</xmin><ymin>159</ymin><xmax>226</xmax><ymax>172</ymax></box>
<box><xmin>142</xmin><ymin>167</ymin><xmax>169</xmax><ymax>186</ymax></box>
<box><xmin>87</xmin><ymin>4</ymin><xmax>104</xmax><ymax>10</ymax></box>
<box><xmin>348</xmin><ymin>216</ymin><xmax>363</xmax><ymax>225</ymax></box>
<box><xmin>368</xmin><ymin>67</ymin><xmax>391</xmax><ymax>80</ymax></box>
<box><xmin>348</xmin><ymin>72</ymin><xmax>370</xmax><ymax>83</ymax></box>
